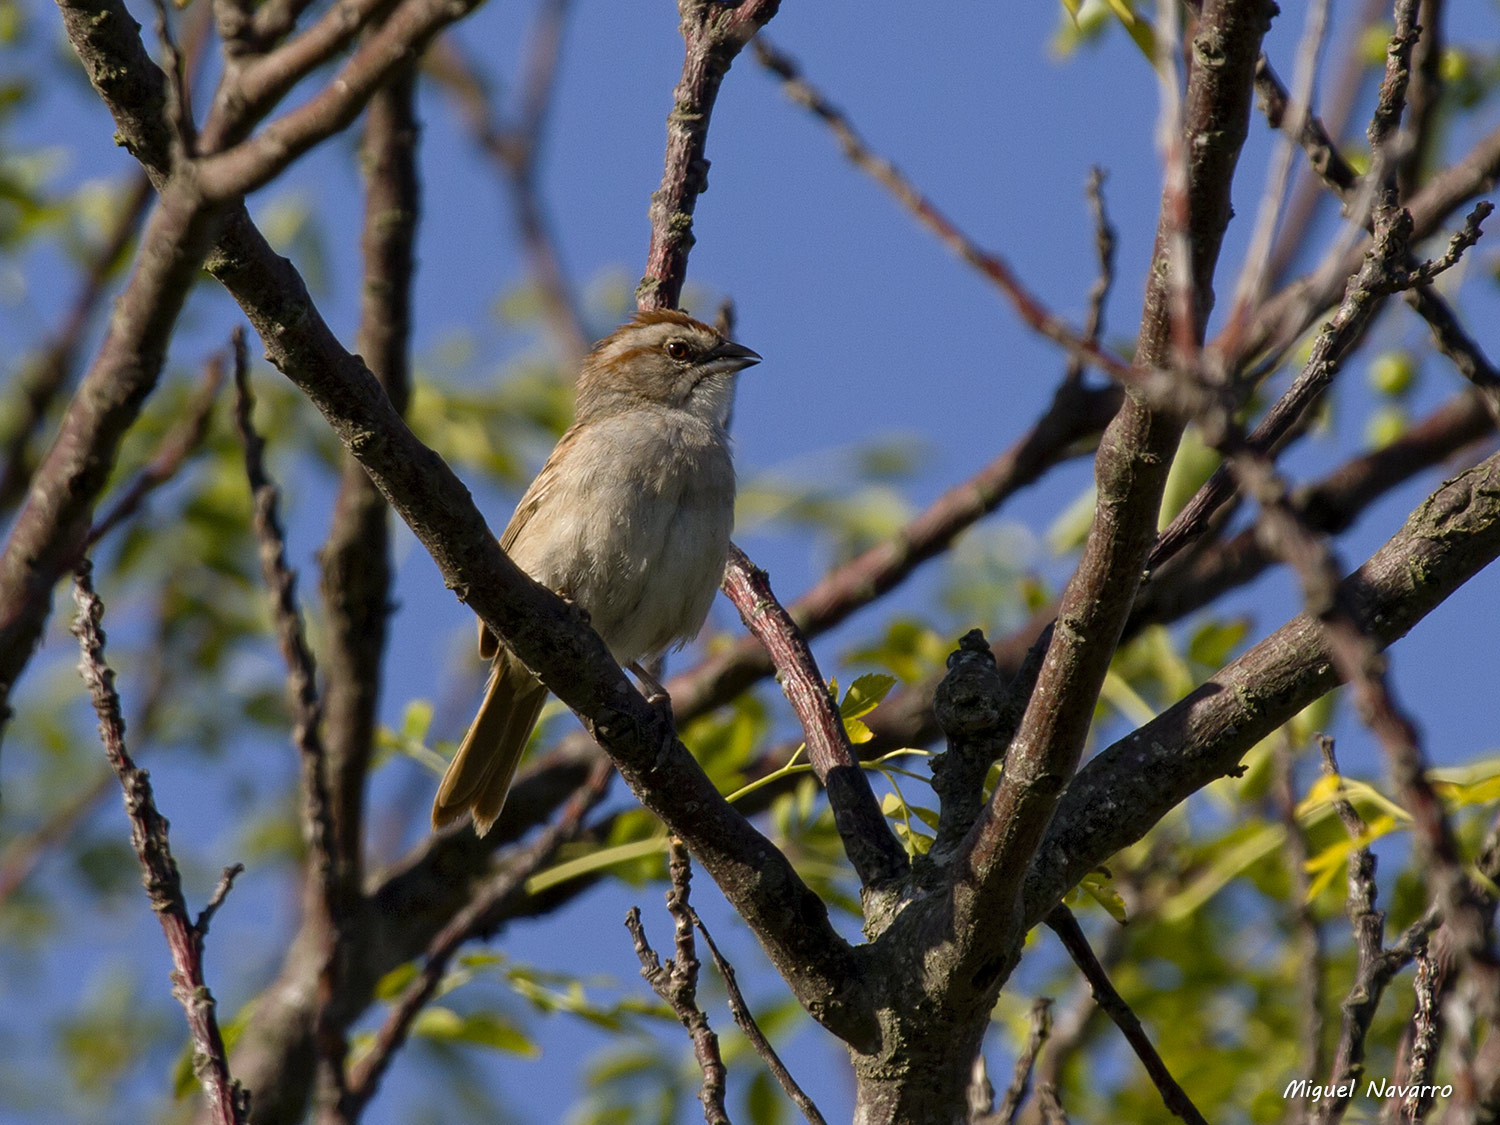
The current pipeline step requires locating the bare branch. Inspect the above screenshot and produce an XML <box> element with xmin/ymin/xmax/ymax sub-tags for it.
<box><xmin>70</xmin><ymin>564</ymin><xmax>250</xmax><ymax>1125</ymax></box>
<box><xmin>638</xmin><ymin>0</ymin><xmax>783</xmax><ymax>310</ymax></box>
<box><xmin>691</xmin><ymin>905</ymin><xmax>828</xmax><ymax>1125</ymax></box>
<box><xmin>196</xmin><ymin>0</ymin><xmax>480</xmax><ymax>198</ymax></box>
<box><xmin>626</xmin><ymin>840</ymin><xmax>729</xmax><ymax>1125</ymax></box>
<box><xmin>1046</xmin><ymin>907</ymin><xmax>1208</xmax><ymax>1125</ymax></box>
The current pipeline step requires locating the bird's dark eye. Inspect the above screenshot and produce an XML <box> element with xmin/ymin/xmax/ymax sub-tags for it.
<box><xmin>665</xmin><ymin>339</ymin><xmax>691</xmax><ymax>361</ymax></box>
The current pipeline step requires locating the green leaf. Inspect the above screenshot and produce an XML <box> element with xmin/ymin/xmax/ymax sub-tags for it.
<box><xmin>1080</xmin><ymin>869</ymin><xmax>1128</xmax><ymax>923</ymax></box>
<box><xmin>401</xmin><ymin>698</ymin><xmax>434</xmax><ymax>742</ymax></box>
<box><xmin>374</xmin><ymin>961</ymin><xmax>420</xmax><ymax>1001</ymax></box>
<box><xmin>1187</xmin><ymin>618</ymin><xmax>1249</xmax><ymax>670</ymax></box>
<box><xmin>411</xmin><ymin>1007</ymin><xmax>540</xmax><ymax>1057</ymax></box>
<box><xmin>839</xmin><ymin>673</ymin><xmax>897</xmax><ymax>720</ymax></box>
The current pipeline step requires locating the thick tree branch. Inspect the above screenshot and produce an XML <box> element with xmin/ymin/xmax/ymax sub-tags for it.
<box><xmin>196</xmin><ymin>0</ymin><xmax>475</xmax><ymax>199</ymax></box>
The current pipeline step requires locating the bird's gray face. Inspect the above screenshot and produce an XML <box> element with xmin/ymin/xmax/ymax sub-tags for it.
<box><xmin>578</xmin><ymin>313</ymin><xmax>761</xmax><ymax>426</ymax></box>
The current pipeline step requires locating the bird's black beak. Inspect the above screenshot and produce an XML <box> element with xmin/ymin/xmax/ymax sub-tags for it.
<box><xmin>707</xmin><ymin>339</ymin><xmax>761</xmax><ymax>372</ymax></box>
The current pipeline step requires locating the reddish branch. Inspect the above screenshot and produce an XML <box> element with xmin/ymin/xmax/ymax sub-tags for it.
<box><xmin>638</xmin><ymin>0</ymin><xmax>782</xmax><ymax>310</ymax></box>
<box><xmin>71</xmin><ymin>564</ymin><xmax>250</xmax><ymax>1125</ymax></box>
<box><xmin>721</xmin><ymin>545</ymin><xmax>906</xmax><ymax>889</ymax></box>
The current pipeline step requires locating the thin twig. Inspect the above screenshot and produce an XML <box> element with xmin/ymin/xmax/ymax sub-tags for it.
<box><xmin>626</xmin><ymin>839</ymin><xmax>729</xmax><ymax>1124</ymax></box>
<box><xmin>720</xmin><ymin>545</ymin><xmax>907</xmax><ymax>889</ymax></box>
<box><xmin>753</xmin><ymin>37</ymin><xmax>1134</xmax><ymax>383</ymax></box>
<box><xmin>1314</xmin><ymin>736</ymin><xmax>1394</xmax><ymax>1125</ymax></box>
<box><xmin>70</xmin><ymin>564</ymin><xmax>250</xmax><ymax>1125</ymax></box>
<box><xmin>690</xmin><ymin>905</ymin><xmax>828</xmax><ymax>1125</ymax></box>
<box><xmin>1275</xmin><ymin>737</ymin><xmax>1326</xmax><ymax>1101</ymax></box>
<box><xmin>1036</xmin><ymin>1083</ymin><xmax>1070</xmax><ymax>1125</ymax></box>
<box><xmin>992</xmin><ymin>998</ymin><xmax>1053</xmax><ymax>1125</ymax></box>
<box><xmin>1046</xmin><ymin>906</ymin><xmax>1209</xmax><ymax>1125</ymax></box>
<box><xmin>230</xmin><ymin>329</ymin><xmax>351</xmax><ymax>1114</ymax></box>
<box><xmin>1403</xmin><ymin>946</ymin><xmax>1442</xmax><ymax>1122</ymax></box>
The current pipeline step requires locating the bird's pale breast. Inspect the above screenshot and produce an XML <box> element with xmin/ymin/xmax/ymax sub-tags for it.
<box><xmin>505</xmin><ymin>407</ymin><xmax>734</xmax><ymax>667</ymax></box>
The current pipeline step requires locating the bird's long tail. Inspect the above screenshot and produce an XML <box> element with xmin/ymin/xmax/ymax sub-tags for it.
<box><xmin>432</xmin><ymin>653</ymin><xmax>548</xmax><ymax>836</ymax></box>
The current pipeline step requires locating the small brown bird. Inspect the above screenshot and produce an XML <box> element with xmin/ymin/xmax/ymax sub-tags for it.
<box><xmin>432</xmin><ymin>309</ymin><xmax>761</xmax><ymax>836</ymax></box>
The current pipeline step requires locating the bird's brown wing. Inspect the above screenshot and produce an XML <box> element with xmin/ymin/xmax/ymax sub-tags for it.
<box><xmin>478</xmin><ymin>423</ymin><xmax>581</xmax><ymax>659</ymax></box>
